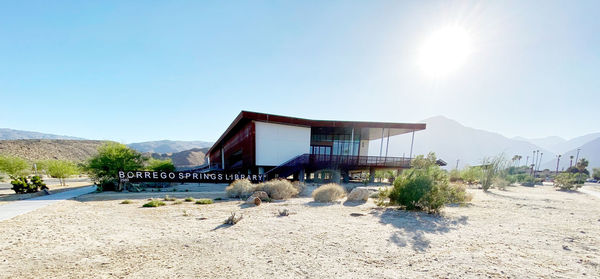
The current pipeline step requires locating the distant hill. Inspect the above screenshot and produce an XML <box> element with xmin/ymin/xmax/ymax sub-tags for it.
<box><xmin>381</xmin><ymin>116</ymin><xmax>556</xmax><ymax>169</ymax></box>
<box><xmin>541</xmin><ymin>137</ymin><xmax>600</xmax><ymax>171</ymax></box>
<box><xmin>128</xmin><ymin>140</ymin><xmax>213</xmax><ymax>153</ymax></box>
<box><xmin>0</xmin><ymin>128</ymin><xmax>84</xmax><ymax>140</ymax></box>
<box><xmin>0</xmin><ymin>139</ymin><xmax>107</xmax><ymax>162</ymax></box>
<box><xmin>513</xmin><ymin>136</ymin><xmax>566</xmax><ymax>152</ymax></box>
<box><xmin>149</xmin><ymin>147</ymin><xmax>209</xmax><ymax>168</ymax></box>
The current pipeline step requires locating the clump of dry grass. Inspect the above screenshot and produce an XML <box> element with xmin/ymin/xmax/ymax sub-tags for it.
<box><xmin>184</xmin><ymin>197</ymin><xmax>194</xmax><ymax>202</ymax></box>
<box><xmin>120</xmin><ymin>200</ymin><xmax>132</xmax><ymax>204</ymax></box>
<box><xmin>172</xmin><ymin>200</ymin><xmax>183</xmax><ymax>205</ymax></box>
<box><xmin>312</xmin><ymin>183</ymin><xmax>346</xmax><ymax>202</ymax></box>
<box><xmin>224</xmin><ymin>212</ymin><xmax>243</xmax><ymax>225</ymax></box>
<box><xmin>195</xmin><ymin>199</ymin><xmax>213</xmax><ymax>205</ymax></box>
<box><xmin>143</xmin><ymin>200</ymin><xmax>166</xmax><ymax>207</ymax></box>
<box><xmin>257</xmin><ymin>179</ymin><xmax>299</xmax><ymax>200</ymax></box>
<box><xmin>163</xmin><ymin>195</ymin><xmax>176</xmax><ymax>201</ymax></box>
<box><xmin>225</xmin><ymin>179</ymin><xmax>257</xmax><ymax>198</ymax></box>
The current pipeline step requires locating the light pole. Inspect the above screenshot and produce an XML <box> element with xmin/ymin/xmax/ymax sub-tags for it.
<box><xmin>574</xmin><ymin>148</ymin><xmax>581</xmax><ymax>168</ymax></box>
<box><xmin>537</xmin><ymin>152</ymin><xmax>544</xmax><ymax>173</ymax></box>
<box><xmin>555</xmin><ymin>155</ymin><xmax>561</xmax><ymax>176</ymax></box>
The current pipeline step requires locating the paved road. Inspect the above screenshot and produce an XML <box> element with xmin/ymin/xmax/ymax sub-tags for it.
<box><xmin>0</xmin><ymin>185</ymin><xmax>96</xmax><ymax>222</ymax></box>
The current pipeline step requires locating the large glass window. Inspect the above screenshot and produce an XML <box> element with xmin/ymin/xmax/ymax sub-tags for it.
<box><xmin>310</xmin><ymin>127</ymin><xmax>361</xmax><ymax>156</ymax></box>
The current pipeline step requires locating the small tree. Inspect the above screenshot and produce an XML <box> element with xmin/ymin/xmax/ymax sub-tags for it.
<box><xmin>593</xmin><ymin>168</ymin><xmax>600</xmax><ymax>181</ymax></box>
<box><xmin>461</xmin><ymin>166</ymin><xmax>482</xmax><ymax>185</ymax></box>
<box><xmin>0</xmin><ymin>155</ymin><xmax>30</xmax><ymax>179</ymax></box>
<box><xmin>85</xmin><ymin>142</ymin><xmax>146</xmax><ymax>191</ymax></box>
<box><xmin>45</xmin><ymin>160</ymin><xmax>79</xmax><ymax>186</ymax></box>
<box><xmin>554</xmin><ymin>173</ymin><xmax>582</xmax><ymax>191</ymax></box>
<box><xmin>146</xmin><ymin>158</ymin><xmax>176</xmax><ymax>172</ymax></box>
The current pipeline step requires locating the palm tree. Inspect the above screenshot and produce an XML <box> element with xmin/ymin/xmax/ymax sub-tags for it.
<box><xmin>569</xmin><ymin>155</ymin><xmax>574</xmax><ymax>168</ymax></box>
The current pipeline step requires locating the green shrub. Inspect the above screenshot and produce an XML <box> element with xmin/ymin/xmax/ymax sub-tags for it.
<box><xmin>184</xmin><ymin>197</ymin><xmax>194</xmax><ymax>202</ymax></box>
<box><xmin>521</xmin><ymin>176</ymin><xmax>535</xmax><ymax>186</ymax></box>
<box><xmin>225</xmin><ymin>179</ymin><xmax>257</xmax><ymax>198</ymax></box>
<box><xmin>554</xmin><ymin>173</ymin><xmax>582</xmax><ymax>191</ymax></box>
<box><xmin>173</xmin><ymin>200</ymin><xmax>183</xmax><ymax>205</ymax></box>
<box><xmin>85</xmin><ymin>142</ymin><xmax>146</xmax><ymax>192</ymax></box>
<box><xmin>143</xmin><ymin>200</ymin><xmax>166</xmax><ymax>207</ymax></box>
<box><xmin>163</xmin><ymin>195</ymin><xmax>176</xmax><ymax>201</ymax></box>
<box><xmin>387</xmin><ymin>153</ymin><xmax>469</xmax><ymax>213</ymax></box>
<box><xmin>30</xmin><ymin>176</ymin><xmax>48</xmax><ymax>191</ymax></box>
<box><xmin>120</xmin><ymin>200</ymin><xmax>132</xmax><ymax>204</ymax></box>
<box><xmin>493</xmin><ymin>177</ymin><xmax>510</xmax><ymax>190</ymax></box>
<box><xmin>312</xmin><ymin>183</ymin><xmax>345</xmax><ymax>202</ymax></box>
<box><xmin>195</xmin><ymin>199</ymin><xmax>213</xmax><ymax>204</ymax></box>
<box><xmin>10</xmin><ymin>176</ymin><xmax>47</xmax><ymax>194</ymax></box>
<box><xmin>146</xmin><ymin>158</ymin><xmax>175</xmax><ymax>172</ymax></box>
<box><xmin>257</xmin><ymin>179</ymin><xmax>299</xmax><ymax>200</ymax></box>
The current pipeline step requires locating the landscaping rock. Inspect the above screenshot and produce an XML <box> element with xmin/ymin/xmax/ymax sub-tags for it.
<box><xmin>347</xmin><ymin>187</ymin><xmax>370</xmax><ymax>202</ymax></box>
<box><xmin>246</xmin><ymin>196</ymin><xmax>261</xmax><ymax>206</ymax></box>
<box><xmin>251</xmin><ymin>191</ymin><xmax>269</xmax><ymax>200</ymax></box>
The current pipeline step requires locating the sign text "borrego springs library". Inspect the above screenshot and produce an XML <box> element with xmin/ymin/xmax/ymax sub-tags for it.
<box><xmin>118</xmin><ymin>170</ymin><xmax>266</xmax><ymax>183</ymax></box>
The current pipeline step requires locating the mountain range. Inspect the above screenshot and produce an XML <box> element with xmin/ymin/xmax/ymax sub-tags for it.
<box><xmin>1</xmin><ymin>118</ymin><xmax>598</xmax><ymax>170</ymax></box>
<box><xmin>381</xmin><ymin>116</ymin><xmax>598</xmax><ymax>170</ymax></box>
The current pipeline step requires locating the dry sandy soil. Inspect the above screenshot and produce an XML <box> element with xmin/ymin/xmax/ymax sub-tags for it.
<box><xmin>1</xmin><ymin>186</ymin><xmax>599</xmax><ymax>278</ymax></box>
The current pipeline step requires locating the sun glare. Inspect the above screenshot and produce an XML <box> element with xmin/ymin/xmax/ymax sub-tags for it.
<box><xmin>418</xmin><ymin>26</ymin><xmax>473</xmax><ymax>77</ymax></box>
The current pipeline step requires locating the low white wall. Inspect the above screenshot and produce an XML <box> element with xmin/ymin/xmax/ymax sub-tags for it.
<box><xmin>255</xmin><ymin>121</ymin><xmax>311</xmax><ymax>166</ymax></box>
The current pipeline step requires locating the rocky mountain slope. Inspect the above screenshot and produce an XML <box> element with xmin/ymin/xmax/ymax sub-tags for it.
<box><xmin>0</xmin><ymin>140</ymin><xmax>107</xmax><ymax>162</ymax></box>
<box><xmin>149</xmin><ymin>147</ymin><xmax>209</xmax><ymax>168</ymax></box>
<box><xmin>128</xmin><ymin>140</ymin><xmax>213</xmax><ymax>153</ymax></box>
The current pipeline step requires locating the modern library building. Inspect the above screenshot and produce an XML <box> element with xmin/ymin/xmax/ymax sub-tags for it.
<box><xmin>199</xmin><ymin>111</ymin><xmax>435</xmax><ymax>182</ymax></box>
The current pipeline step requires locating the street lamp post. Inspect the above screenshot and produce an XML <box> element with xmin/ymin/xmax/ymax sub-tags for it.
<box><xmin>555</xmin><ymin>155</ymin><xmax>561</xmax><ymax>176</ymax></box>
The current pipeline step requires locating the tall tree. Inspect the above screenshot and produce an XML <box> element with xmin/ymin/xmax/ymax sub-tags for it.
<box><xmin>85</xmin><ymin>142</ymin><xmax>146</xmax><ymax>191</ymax></box>
<box><xmin>0</xmin><ymin>155</ymin><xmax>30</xmax><ymax>179</ymax></box>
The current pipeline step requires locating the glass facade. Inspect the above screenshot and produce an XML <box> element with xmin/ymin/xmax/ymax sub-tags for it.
<box><xmin>310</xmin><ymin>127</ymin><xmax>361</xmax><ymax>156</ymax></box>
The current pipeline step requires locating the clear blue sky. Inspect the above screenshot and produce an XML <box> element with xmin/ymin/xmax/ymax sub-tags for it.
<box><xmin>1</xmin><ymin>0</ymin><xmax>598</xmax><ymax>143</ymax></box>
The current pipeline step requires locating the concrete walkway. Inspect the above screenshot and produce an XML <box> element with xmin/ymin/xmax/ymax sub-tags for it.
<box><xmin>580</xmin><ymin>187</ymin><xmax>600</xmax><ymax>199</ymax></box>
<box><xmin>0</xmin><ymin>185</ymin><xmax>97</xmax><ymax>222</ymax></box>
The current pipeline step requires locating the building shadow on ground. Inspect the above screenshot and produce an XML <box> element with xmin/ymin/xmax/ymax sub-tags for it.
<box><xmin>370</xmin><ymin>208</ymin><xmax>468</xmax><ymax>252</ymax></box>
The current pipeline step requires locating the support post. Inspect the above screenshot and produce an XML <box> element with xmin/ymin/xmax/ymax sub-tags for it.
<box><xmin>409</xmin><ymin>130</ymin><xmax>415</xmax><ymax>160</ymax></box>
<box><xmin>379</xmin><ymin>128</ymin><xmax>384</xmax><ymax>157</ymax></box>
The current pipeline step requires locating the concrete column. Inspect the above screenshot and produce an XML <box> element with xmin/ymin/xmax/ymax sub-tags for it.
<box><xmin>299</xmin><ymin>169</ymin><xmax>306</xmax><ymax>182</ymax></box>
<box><xmin>342</xmin><ymin>170</ymin><xmax>350</xmax><ymax>183</ymax></box>
<box><xmin>369</xmin><ymin>167</ymin><xmax>375</xmax><ymax>183</ymax></box>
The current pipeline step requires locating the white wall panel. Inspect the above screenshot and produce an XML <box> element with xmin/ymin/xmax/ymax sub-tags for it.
<box><xmin>255</xmin><ymin>121</ymin><xmax>311</xmax><ymax>166</ymax></box>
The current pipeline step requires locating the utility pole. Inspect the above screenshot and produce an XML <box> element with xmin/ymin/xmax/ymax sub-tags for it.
<box><xmin>537</xmin><ymin>152</ymin><xmax>543</xmax><ymax>173</ymax></box>
<box><xmin>574</xmin><ymin>148</ymin><xmax>581</xmax><ymax>168</ymax></box>
<box><xmin>455</xmin><ymin>159</ymin><xmax>460</xmax><ymax>170</ymax></box>
<box><xmin>555</xmin><ymin>155</ymin><xmax>561</xmax><ymax>176</ymax></box>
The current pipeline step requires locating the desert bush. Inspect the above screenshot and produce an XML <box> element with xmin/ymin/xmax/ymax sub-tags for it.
<box><xmin>554</xmin><ymin>173</ymin><xmax>582</xmax><ymax>190</ymax></box>
<box><xmin>146</xmin><ymin>158</ymin><xmax>176</xmax><ymax>172</ymax></box>
<box><xmin>279</xmin><ymin>209</ymin><xmax>290</xmax><ymax>216</ymax></box>
<box><xmin>225</xmin><ymin>179</ymin><xmax>257</xmax><ymax>198</ymax></box>
<box><xmin>10</xmin><ymin>176</ymin><xmax>47</xmax><ymax>194</ymax></box>
<box><xmin>292</xmin><ymin>181</ymin><xmax>306</xmax><ymax>195</ymax></box>
<box><xmin>43</xmin><ymin>160</ymin><xmax>79</xmax><ymax>186</ymax></box>
<box><xmin>143</xmin><ymin>200</ymin><xmax>166</xmax><ymax>207</ymax></box>
<box><xmin>386</xmin><ymin>153</ymin><xmax>469</xmax><ymax>213</ymax></box>
<box><xmin>196</xmin><ymin>199</ymin><xmax>213</xmax><ymax>204</ymax></box>
<box><xmin>258</xmin><ymin>179</ymin><xmax>299</xmax><ymax>200</ymax></box>
<box><xmin>163</xmin><ymin>195</ymin><xmax>176</xmax><ymax>201</ymax></box>
<box><xmin>312</xmin><ymin>183</ymin><xmax>345</xmax><ymax>202</ymax></box>
<box><xmin>449</xmin><ymin>169</ymin><xmax>462</xmax><ymax>183</ymax></box>
<box><xmin>460</xmin><ymin>166</ymin><xmax>482</xmax><ymax>185</ymax></box>
<box><xmin>480</xmin><ymin>155</ymin><xmax>507</xmax><ymax>191</ymax></box>
<box><xmin>120</xmin><ymin>200</ymin><xmax>132</xmax><ymax>204</ymax></box>
<box><xmin>0</xmin><ymin>155</ymin><xmax>30</xmax><ymax>179</ymax></box>
<box><xmin>173</xmin><ymin>200</ymin><xmax>183</xmax><ymax>205</ymax></box>
<box><xmin>493</xmin><ymin>177</ymin><xmax>510</xmax><ymax>190</ymax></box>
<box><xmin>85</xmin><ymin>143</ymin><xmax>146</xmax><ymax>191</ymax></box>
<box><xmin>184</xmin><ymin>197</ymin><xmax>194</xmax><ymax>202</ymax></box>
<box><xmin>521</xmin><ymin>176</ymin><xmax>535</xmax><ymax>186</ymax></box>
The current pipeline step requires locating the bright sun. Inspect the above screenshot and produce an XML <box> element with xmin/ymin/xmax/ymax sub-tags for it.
<box><xmin>418</xmin><ymin>26</ymin><xmax>473</xmax><ymax>77</ymax></box>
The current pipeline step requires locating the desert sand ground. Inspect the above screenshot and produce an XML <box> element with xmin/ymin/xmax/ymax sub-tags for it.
<box><xmin>0</xmin><ymin>185</ymin><xmax>599</xmax><ymax>278</ymax></box>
